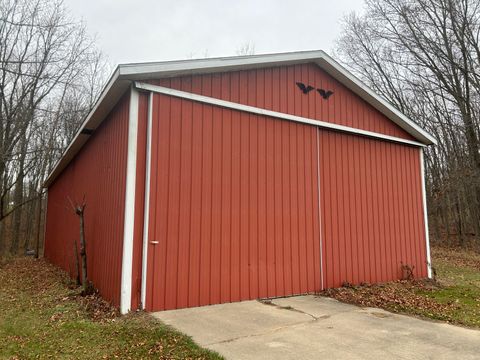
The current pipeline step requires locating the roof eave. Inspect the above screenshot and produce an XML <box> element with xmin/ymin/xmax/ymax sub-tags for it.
<box><xmin>44</xmin><ymin>67</ymin><xmax>130</xmax><ymax>187</ymax></box>
<box><xmin>118</xmin><ymin>50</ymin><xmax>330</xmax><ymax>79</ymax></box>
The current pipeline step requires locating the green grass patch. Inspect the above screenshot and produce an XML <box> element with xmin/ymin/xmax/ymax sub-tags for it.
<box><xmin>414</xmin><ymin>258</ymin><xmax>480</xmax><ymax>327</ymax></box>
<box><xmin>0</xmin><ymin>258</ymin><xmax>223</xmax><ymax>359</ymax></box>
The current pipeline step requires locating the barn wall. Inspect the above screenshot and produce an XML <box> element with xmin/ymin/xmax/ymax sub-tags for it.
<box><xmin>318</xmin><ymin>129</ymin><xmax>428</xmax><ymax>288</ymax></box>
<box><xmin>145</xmin><ymin>93</ymin><xmax>321</xmax><ymax>311</ymax></box>
<box><xmin>44</xmin><ymin>92</ymin><xmax>130</xmax><ymax>306</ymax></box>
<box><xmin>149</xmin><ymin>63</ymin><xmax>415</xmax><ymax>141</ymax></box>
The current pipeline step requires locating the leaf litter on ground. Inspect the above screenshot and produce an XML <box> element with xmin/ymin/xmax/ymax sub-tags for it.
<box><xmin>320</xmin><ymin>246</ymin><xmax>480</xmax><ymax>328</ymax></box>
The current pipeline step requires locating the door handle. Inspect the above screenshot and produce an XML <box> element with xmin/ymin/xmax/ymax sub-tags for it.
<box><xmin>150</xmin><ymin>240</ymin><xmax>159</xmax><ymax>245</ymax></box>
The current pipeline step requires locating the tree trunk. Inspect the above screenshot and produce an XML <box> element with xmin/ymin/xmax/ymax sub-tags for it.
<box><xmin>24</xmin><ymin>186</ymin><xmax>37</xmax><ymax>253</ymax></box>
<box><xmin>73</xmin><ymin>236</ymin><xmax>80</xmax><ymax>284</ymax></box>
<box><xmin>34</xmin><ymin>194</ymin><xmax>43</xmax><ymax>259</ymax></box>
<box><xmin>10</xmin><ymin>135</ymin><xmax>27</xmax><ymax>255</ymax></box>
<box><xmin>75</xmin><ymin>203</ymin><xmax>89</xmax><ymax>292</ymax></box>
<box><xmin>0</xmin><ymin>220</ymin><xmax>5</xmax><ymax>257</ymax></box>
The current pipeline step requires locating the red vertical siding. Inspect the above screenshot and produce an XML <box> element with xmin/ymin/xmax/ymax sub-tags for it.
<box><xmin>150</xmin><ymin>63</ymin><xmax>415</xmax><ymax>141</ymax></box>
<box><xmin>44</xmin><ymin>93</ymin><xmax>130</xmax><ymax>306</ymax></box>
<box><xmin>145</xmin><ymin>94</ymin><xmax>321</xmax><ymax>311</ymax></box>
<box><xmin>318</xmin><ymin>129</ymin><xmax>428</xmax><ymax>288</ymax></box>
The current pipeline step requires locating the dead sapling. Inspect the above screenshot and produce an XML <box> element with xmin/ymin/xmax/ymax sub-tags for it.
<box><xmin>73</xmin><ymin>234</ymin><xmax>81</xmax><ymax>286</ymax></box>
<box><xmin>400</xmin><ymin>262</ymin><xmax>415</xmax><ymax>281</ymax></box>
<box><xmin>68</xmin><ymin>195</ymin><xmax>94</xmax><ymax>295</ymax></box>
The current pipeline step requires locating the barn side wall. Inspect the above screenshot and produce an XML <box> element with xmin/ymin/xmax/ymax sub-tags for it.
<box><xmin>318</xmin><ymin>129</ymin><xmax>428</xmax><ymax>288</ymax></box>
<box><xmin>149</xmin><ymin>63</ymin><xmax>415</xmax><ymax>141</ymax></box>
<box><xmin>44</xmin><ymin>92</ymin><xmax>130</xmax><ymax>307</ymax></box>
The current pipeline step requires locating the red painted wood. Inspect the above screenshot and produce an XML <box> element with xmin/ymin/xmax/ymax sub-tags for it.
<box><xmin>265</xmin><ymin>117</ymin><xmax>275</xmax><ymax>298</ymax></box>
<box><xmin>44</xmin><ymin>92</ymin><xmax>130</xmax><ymax>307</ymax></box>
<box><xmin>145</xmin><ymin>94</ymin><xmax>321</xmax><ymax>311</ymax></box>
<box><xmin>220</xmin><ymin>107</ymin><xmax>232</xmax><ymax>303</ymax></box>
<box><xmin>257</xmin><ymin>115</ymin><xmax>268</xmax><ymax>299</ymax></box>
<box><xmin>318</xmin><ymin>129</ymin><xmax>428</xmax><ymax>288</ymax></box>
<box><xmin>149</xmin><ymin>63</ymin><xmax>415</xmax><ymax>141</ymax></box>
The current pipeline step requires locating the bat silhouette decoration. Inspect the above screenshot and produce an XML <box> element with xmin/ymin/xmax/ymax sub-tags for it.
<box><xmin>296</xmin><ymin>82</ymin><xmax>315</xmax><ymax>94</ymax></box>
<box><xmin>296</xmin><ymin>82</ymin><xmax>334</xmax><ymax>100</ymax></box>
<box><xmin>317</xmin><ymin>88</ymin><xmax>334</xmax><ymax>99</ymax></box>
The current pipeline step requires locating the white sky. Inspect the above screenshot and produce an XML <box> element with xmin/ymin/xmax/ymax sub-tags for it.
<box><xmin>63</xmin><ymin>0</ymin><xmax>364</xmax><ymax>66</ymax></box>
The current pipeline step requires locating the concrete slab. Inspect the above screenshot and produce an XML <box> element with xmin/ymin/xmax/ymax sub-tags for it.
<box><xmin>152</xmin><ymin>299</ymin><xmax>312</xmax><ymax>345</ymax></box>
<box><xmin>152</xmin><ymin>295</ymin><xmax>480</xmax><ymax>360</ymax></box>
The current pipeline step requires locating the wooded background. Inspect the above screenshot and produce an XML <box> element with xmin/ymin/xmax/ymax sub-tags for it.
<box><xmin>337</xmin><ymin>0</ymin><xmax>480</xmax><ymax>247</ymax></box>
<box><xmin>0</xmin><ymin>0</ymin><xmax>108</xmax><ymax>256</ymax></box>
<box><xmin>1</xmin><ymin>0</ymin><xmax>479</xmax><ymax>257</ymax></box>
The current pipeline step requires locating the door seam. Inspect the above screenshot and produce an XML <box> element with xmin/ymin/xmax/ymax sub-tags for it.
<box><xmin>316</xmin><ymin>127</ymin><xmax>324</xmax><ymax>290</ymax></box>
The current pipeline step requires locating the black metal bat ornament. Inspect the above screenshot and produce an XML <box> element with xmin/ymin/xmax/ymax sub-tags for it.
<box><xmin>317</xmin><ymin>88</ymin><xmax>334</xmax><ymax>99</ymax></box>
<box><xmin>296</xmin><ymin>82</ymin><xmax>315</xmax><ymax>94</ymax></box>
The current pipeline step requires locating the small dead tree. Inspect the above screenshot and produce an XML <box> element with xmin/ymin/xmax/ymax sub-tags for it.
<box><xmin>401</xmin><ymin>262</ymin><xmax>415</xmax><ymax>281</ymax></box>
<box><xmin>72</xmin><ymin>234</ymin><xmax>80</xmax><ymax>285</ymax></box>
<box><xmin>68</xmin><ymin>195</ymin><xmax>93</xmax><ymax>294</ymax></box>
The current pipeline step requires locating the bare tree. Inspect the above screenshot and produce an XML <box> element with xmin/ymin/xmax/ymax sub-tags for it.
<box><xmin>236</xmin><ymin>42</ymin><xmax>256</xmax><ymax>56</ymax></box>
<box><xmin>0</xmin><ymin>0</ymin><xmax>109</xmax><ymax>256</ymax></box>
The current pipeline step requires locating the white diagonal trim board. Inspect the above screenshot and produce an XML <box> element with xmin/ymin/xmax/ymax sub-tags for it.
<box><xmin>134</xmin><ymin>82</ymin><xmax>426</xmax><ymax>148</ymax></box>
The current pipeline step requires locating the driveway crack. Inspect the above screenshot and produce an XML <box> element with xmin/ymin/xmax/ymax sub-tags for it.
<box><xmin>204</xmin><ymin>300</ymin><xmax>331</xmax><ymax>346</ymax></box>
<box><xmin>204</xmin><ymin>320</ymin><xmax>313</xmax><ymax>346</ymax></box>
<box><xmin>258</xmin><ymin>299</ymin><xmax>329</xmax><ymax>322</ymax></box>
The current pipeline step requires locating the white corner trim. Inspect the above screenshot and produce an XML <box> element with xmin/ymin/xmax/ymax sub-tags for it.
<box><xmin>420</xmin><ymin>148</ymin><xmax>432</xmax><ymax>278</ymax></box>
<box><xmin>135</xmin><ymin>82</ymin><xmax>426</xmax><ymax>148</ymax></box>
<box><xmin>120</xmin><ymin>86</ymin><xmax>139</xmax><ymax>314</ymax></box>
<box><xmin>140</xmin><ymin>92</ymin><xmax>153</xmax><ymax>309</ymax></box>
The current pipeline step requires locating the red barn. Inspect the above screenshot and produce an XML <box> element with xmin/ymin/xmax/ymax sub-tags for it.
<box><xmin>44</xmin><ymin>50</ymin><xmax>436</xmax><ymax>314</ymax></box>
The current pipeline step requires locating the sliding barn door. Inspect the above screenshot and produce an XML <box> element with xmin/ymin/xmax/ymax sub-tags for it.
<box><xmin>318</xmin><ymin>129</ymin><xmax>428</xmax><ymax>288</ymax></box>
<box><xmin>144</xmin><ymin>94</ymin><xmax>322</xmax><ymax>311</ymax></box>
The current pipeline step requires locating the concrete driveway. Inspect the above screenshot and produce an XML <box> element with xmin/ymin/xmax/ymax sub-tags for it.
<box><xmin>152</xmin><ymin>295</ymin><xmax>480</xmax><ymax>359</ymax></box>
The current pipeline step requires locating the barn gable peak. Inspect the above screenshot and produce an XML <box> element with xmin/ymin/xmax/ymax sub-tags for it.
<box><xmin>45</xmin><ymin>50</ymin><xmax>436</xmax><ymax>187</ymax></box>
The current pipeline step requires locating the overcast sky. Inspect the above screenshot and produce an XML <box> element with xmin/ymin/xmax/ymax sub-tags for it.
<box><xmin>63</xmin><ymin>0</ymin><xmax>364</xmax><ymax>66</ymax></box>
